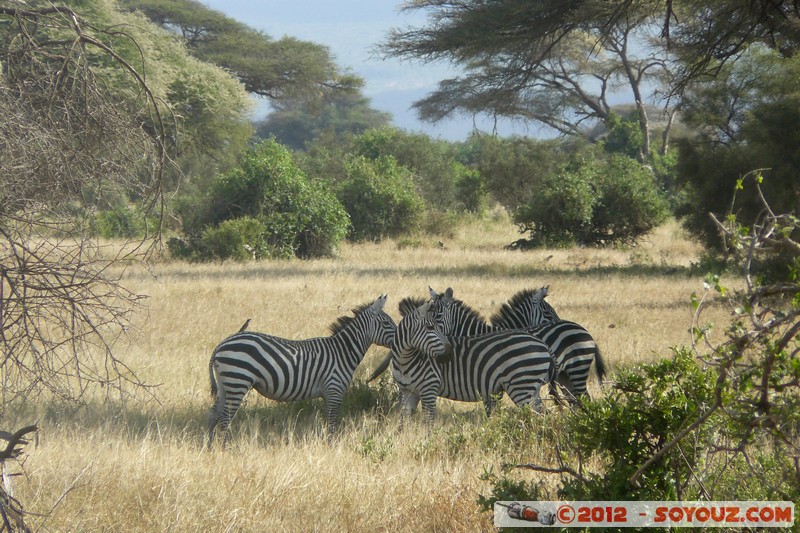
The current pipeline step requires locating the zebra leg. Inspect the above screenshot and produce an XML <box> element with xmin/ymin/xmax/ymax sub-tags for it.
<box><xmin>323</xmin><ymin>388</ymin><xmax>346</xmax><ymax>444</ymax></box>
<box><xmin>211</xmin><ymin>386</ymin><xmax>250</xmax><ymax>448</ymax></box>
<box><xmin>560</xmin><ymin>373</ymin><xmax>581</xmax><ymax>406</ymax></box>
<box><xmin>419</xmin><ymin>391</ymin><xmax>438</xmax><ymax>432</ymax></box>
<box><xmin>483</xmin><ymin>396</ymin><xmax>497</xmax><ymax>417</ymax></box>
<box><xmin>400</xmin><ymin>390</ymin><xmax>420</xmax><ymax>419</ymax></box>
<box><xmin>506</xmin><ymin>384</ymin><xmax>545</xmax><ymax>413</ymax></box>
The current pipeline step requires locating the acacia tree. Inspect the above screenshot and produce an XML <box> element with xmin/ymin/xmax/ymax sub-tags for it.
<box><xmin>381</xmin><ymin>0</ymin><xmax>800</xmax><ymax>157</ymax></box>
<box><xmin>0</xmin><ymin>4</ymin><xmax>170</xmax><ymax>408</ymax></box>
<box><xmin>381</xmin><ymin>0</ymin><xmax>677</xmax><ymax>157</ymax></box>
<box><xmin>121</xmin><ymin>0</ymin><xmax>362</xmax><ymax>102</ymax></box>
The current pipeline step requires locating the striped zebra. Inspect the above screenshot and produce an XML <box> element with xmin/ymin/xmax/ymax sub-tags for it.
<box><xmin>207</xmin><ymin>294</ymin><xmax>396</xmax><ymax>446</ymax></box>
<box><xmin>371</xmin><ymin>286</ymin><xmax>605</xmax><ymax>406</ymax></box>
<box><xmin>489</xmin><ymin>287</ymin><xmax>607</xmax><ymax>404</ymax></box>
<box><xmin>383</xmin><ymin>293</ymin><xmax>555</xmax><ymax>425</ymax></box>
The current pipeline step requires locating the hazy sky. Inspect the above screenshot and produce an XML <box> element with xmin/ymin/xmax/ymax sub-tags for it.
<box><xmin>200</xmin><ymin>0</ymin><xmax>538</xmax><ymax>141</ymax></box>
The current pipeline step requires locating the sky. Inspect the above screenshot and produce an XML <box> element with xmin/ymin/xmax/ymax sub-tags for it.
<box><xmin>200</xmin><ymin>0</ymin><xmax>541</xmax><ymax>141</ymax></box>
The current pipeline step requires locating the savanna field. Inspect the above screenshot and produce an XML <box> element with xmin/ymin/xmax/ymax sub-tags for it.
<box><xmin>5</xmin><ymin>218</ymin><xmax>735</xmax><ymax>531</ymax></box>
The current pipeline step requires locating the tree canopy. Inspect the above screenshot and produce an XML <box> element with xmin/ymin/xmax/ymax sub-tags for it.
<box><xmin>121</xmin><ymin>0</ymin><xmax>362</xmax><ymax>102</ymax></box>
<box><xmin>380</xmin><ymin>0</ymin><xmax>800</xmax><ymax>157</ymax></box>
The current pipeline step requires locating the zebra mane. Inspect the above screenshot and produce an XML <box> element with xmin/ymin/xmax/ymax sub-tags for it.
<box><xmin>398</xmin><ymin>296</ymin><xmax>428</xmax><ymax>317</ymax></box>
<box><xmin>328</xmin><ymin>301</ymin><xmax>375</xmax><ymax>336</ymax></box>
<box><xmin>450</xmin><ymin>298</ymin><xmax>490</xmax><ymax>327</ymax></box>
<box><xmin>489</xmin><ymin>287</ymin><xmax>547</xmax><ymax>326</ymax></box>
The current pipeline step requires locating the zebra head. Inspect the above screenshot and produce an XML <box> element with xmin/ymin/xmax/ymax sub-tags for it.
<box><xmin>393</xmin><ymin>300</ymin><xmax>453</xmax><ymax>364</ymax></box>
<box><xmin>428</xmin><ymin>286</ymin><xmax>492</xmax><ymax>336</ymax></box>
<box><xmin>490</xmin><ymin>285</ymin><xmax>561</xmax><ymax>329</ymax></box>
<box><xmin>427</xmin><ymin>286</ymin><xmax>455</xmax><ymax>332</ymax></box>
<box><xmin>330</xmin><ymin>294</ymin><xmax>396</xmax><ymax>348</ymax></box>
<box><xmin>365</xmin><ymin>293</ymin><xmax>397</xmax><ymax>348</ymax></box>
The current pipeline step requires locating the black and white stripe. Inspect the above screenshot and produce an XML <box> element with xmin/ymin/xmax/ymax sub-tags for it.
<box><xmin>389</xmin><ymin>300</ymin><xmax>455</xmax><ymax>427</ymax></box>
<box><xmin>370</xmin><ymin>286</ymin><xmax>605</xmax><ymax>408</ymax></box>
<box><xmin>488</xmin><ymin>288</ymin><xmax>606</xmax><ymax>403</ymax></box>
<box><xmin>387</xmin><ymin>293</ymin><xmax>555</xmax><ymax>425</ymax></box>
<box><xmin>207</xmin><ymin>295</ymin><xmax>396</xmax><ymax>445</ymax></box>
<box><xmin>489</xmin><ymin>286</ymin><xmax>561</xmax><ymax>330</ymax></box>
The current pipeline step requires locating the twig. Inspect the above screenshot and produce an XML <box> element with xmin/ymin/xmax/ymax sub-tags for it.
<box><xmin>0</xmin><ymin>426</ymin><xmax>38</xmax><ymax>462</ymax></box>
<box><xmin>503</xmin><ymin>463</ymin><xmax>590</xmax><ymax>485</ymax></box>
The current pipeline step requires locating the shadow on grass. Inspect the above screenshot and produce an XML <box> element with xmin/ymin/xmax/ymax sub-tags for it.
<box><xmin>154</xmin><ymin>262</ymin><xmax>698</xmax><ymax>284</ymax></box>
<box><xmin>17</xmin><ymin>378</ymin><xmax>402</xmax><ymax>449</ymax></box>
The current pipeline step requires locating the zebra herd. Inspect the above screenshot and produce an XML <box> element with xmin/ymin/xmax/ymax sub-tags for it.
<box><xmin>206</xmin><ymin>286</ymin><xmax>606</xmax><ymax>446</ymax></box>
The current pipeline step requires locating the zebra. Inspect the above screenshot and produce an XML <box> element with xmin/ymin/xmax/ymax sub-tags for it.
<box><xmin>389</xmin><ymin>300</ymin><xmax>455</xmax><ymax>426</ymax></box>
<box><xmin>370</xmin><ymin>286</ymin><xmax>605</xmax><ymax>407</ymax></box>
<box><xmin>489</xmin><ymin>286</ymin><xmax>560</xmax><ymax>330</ymax></box>
<box><xmin>489</xmin><ymin>287</ymin><xmax>607</xmax><ymax>404</ymax></box>
<box><xmin>383</xmin><ymin>293</ymin><xmax>555</xmax><ymax>425</ymax></box>
<box><xmin>207</xmin><ymin>294</ymin><xmax>396</xmax><ymax>446</ymax></box>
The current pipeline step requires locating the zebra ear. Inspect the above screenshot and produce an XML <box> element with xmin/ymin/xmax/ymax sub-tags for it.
<box><xmin>371</xmin><ymin>294</ymin><xmax>388</xmax><ymax>312</ymax></box>
<box><xmin>444</xmin><ymin>287</ymin><xmax>454</xmax><ymax>301</ymax></box>
<box><xmin>428</xmin><ymin>286</ymin><xmax>439</xmax><ymax>298</ymax></box>
<box><xmin>415</xmin><ymin>301</ymin><xmax>432</xmax><ymax>318</ymax></box>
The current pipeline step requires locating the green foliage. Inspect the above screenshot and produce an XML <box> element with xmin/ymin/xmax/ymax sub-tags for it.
<box><xmin>514</xmin><ymin>154</ymin><xmax>668</xmax><ymax>246</ymax></box>
<box><xmin>514</xmin><ymin>162</ymin><xmax>595</xmax><ymax>247</ymax></box>
<box><xmin>256</xmin><ymin>90</ymin><xmax>391</xmax><ymax>150</ymax></box>
<box><xmin>603</xmin><ymin>113</ymin><xmax>643</xmax><ymax>159</ymax></box>
<box><xmin>336</xmin><ymin>155</ymin><xmax>426</xmax><ymax>242</ymax></box>
<box><xmin>454</xmin><ymin>163</ymin><xmax>488</xmax><ymax>214</ymax></box>
<box><xmin>677</xmin><ymin>49</ymin><xmax>800</xmax><ymax>250</ymax></box>
<box><xmin>176</xmin><ymin>140</ymin><xmax>349</xmax><ymax>260</ymax></box>
<box><xmin>197</xmin><ymin>217</ymin><xmax>265</xmax><ymax>261</ymax></box>
<box><xmin>94</xmin><ymin>205</ymin><xmax>155</xmax><ymax>239</ymax></box>
<box><xmin>87</xmin><ymin>0</ymin><xmax>253</xmax><ymax>192</ymax></box>
<box><xmin>559</xmin><ymin>350</ymin><xmax>719</xmax><ymax>500</ymax></box>
<box><xmin>122</xmin><ymin>0</ymin><xmax>362</xmax><ymax>102</ymax></box>
<box><xmin>469</xmin><ymin>135</ymin><xmax>577</xmax><ymax>213</ymax></box>
<box><xmin>352</xmin><ymin>127</ymin><xmax>464</xmax><ymax>211</ymax></box>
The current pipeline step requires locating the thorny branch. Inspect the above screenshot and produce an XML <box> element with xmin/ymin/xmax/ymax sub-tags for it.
<box><xmin>0</xmin><ymin>5</ymin><xmax>171</xmax><ymax>408</ymax></box>
<box><xmin>0</xmin><ymin>425</ymin><xmax>38</xmax><ymax>533</ymax></box>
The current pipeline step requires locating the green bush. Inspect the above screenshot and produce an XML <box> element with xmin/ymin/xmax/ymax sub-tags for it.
<box><xmin>676</xmin><ymin>50</ymin><xmax>800</xmax><ymax>251</ymax></box>
<box><xmin>176</xmin><ymin>140</ymin><xmax>349</xmax><ymax>260</ymax></box>
<box><xmin>514</xmin><ymin>155</ymin><xmax>668</xmax><ymax>246</ymax></box>
<box><xmin>94</xmin><ymin>205</ymin><xmax>153</xmax><ymax>238</ymax></box>
<box><xmin>352</xmin><ymin>127</ymin><xmax>462</xmax><ymax>210</ymax></box>
<box><xmin>337</xmin><ymin>155</ymin><xmax>426</xmax><ymax>241</ymax></box>
<box><xmin>454</xmin><ymin>163</ymin><xmax>488</xmax><ymax>214</ymax></box>
<box><xmin>514</xmin><ymin>160</ymin><xmax>596</xmax><ymax>247</ymax></box>
<box><xmin>198</xmin><ymin>217</ymin><xmax>266</xmax><ymax>261</ymax></box>
<box><xmin>590</xmin><ymin>155</ymin><xmax>669</xmax><ymax>243</ymax></box>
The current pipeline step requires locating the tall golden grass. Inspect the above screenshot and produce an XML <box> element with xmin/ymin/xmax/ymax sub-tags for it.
<box><xmin>7</xmin><ymin>218</ymin><xmax>733</xmax><ymax>531</ymax></box>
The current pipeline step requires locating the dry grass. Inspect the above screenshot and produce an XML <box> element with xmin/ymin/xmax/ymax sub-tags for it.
<box><xmin>6</xmin><ymin>218</ymin><xmax>734</xmax><ymax>531</ymax></box>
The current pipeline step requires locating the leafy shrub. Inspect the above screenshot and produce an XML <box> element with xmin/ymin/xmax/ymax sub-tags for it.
<box><xmin>176</xmin><ymin>140</ymin><xmax>349</xmax><ymax>260</ymax></box>
<box><xmin>470</xmin><ymin>135</ymin><xmax>580</xmax><ymax>213</ymax></box>
<box><xmin>197</xmin><ymin>217</ymin><xmax>265</xmax><ymax>261</ymax></box>
<box><xmin>352</xmin><ymin>127</ymin><xmax>475</xmax><ymax>212</ymax></box>
<box><xmin>603</xmin><ymin>112</ymin><xmax>644</xmax><ymax>159</ymax></box>
<box><xmin>589</xmin><ymin>155</ymin><xmax>669</xmax><ymax>243</ymax></box>
<box><xmin>514</xmin><ymin>155</ymin><xmax>668</xmax><ymax>246</ymax></box>
<box><xmin>454</xmin><ymin>163</ymin><xmax>488</xmax><ymax>214</ymax></box>
<box><xmin>94</xmin><ymin>205</ymin><xmax>152</xmax><ymax>238</ymax></box>
<box><xmin>676</xmin><ymin>50</ymin><xmax>800</xmax><ymax>251</ymax></box>
<box><xmin>336</xmin><ymin>155</ymin><xmax>425</xmax><ymax>241</ymax></box>
<box><xmin>513</xmin><ymin>160</ymin><xmax>596</xmax><ymax>247</ymax></box>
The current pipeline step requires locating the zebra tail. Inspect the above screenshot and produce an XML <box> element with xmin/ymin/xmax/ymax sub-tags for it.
<box><xmin>209</xmin><ymin>354</ymin><xmax>218</xmax><ymax>398</ymax></box>
<box><xmin>594</xmin><ymin>347</ymin><xmax>608</xmax><ymax>385</ymax></box>
<box><xmin>366</xmin><ymin>352</ymin><xmax>392</xmax><ymax>383</ymax></box>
